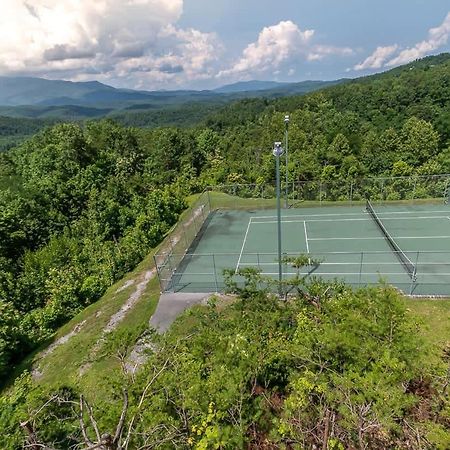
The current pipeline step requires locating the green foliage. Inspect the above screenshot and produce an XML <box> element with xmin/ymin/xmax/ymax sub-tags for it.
<box><xmin>0</xmin><ymin>282</ymin><xmax>448</xmax><ymax>449</ymax></box>
<box><xmin>0</xmin><ymin>120</ymin><xmax>186</xmax><ymax>381</ymax></box>
<box><xmin>0</xmin><ymin>53</ymin><xmax>450</xmax><ymax>447</ymax></box>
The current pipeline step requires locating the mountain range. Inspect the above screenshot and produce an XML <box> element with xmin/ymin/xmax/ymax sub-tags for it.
<box><xmin>0</xmin><ymin>76</ymin><xmax>344</xmax><ymax>119</ymax></box>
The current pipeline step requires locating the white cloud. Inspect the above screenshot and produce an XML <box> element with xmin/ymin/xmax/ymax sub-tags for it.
<box><xmin>386</xmin><ymin>12</ymin><xmax>450</xmax><ymax>66</ymax></box>
<box><xmin>353</xmin><ymin>45</ymin><xmax>399</xmax><ymax>70</ymax></box>
<box><xmin>0</xmin><ymin>0</ymin><xmax>221</xmax><ymax>88</ymax></box>
<box><xmin>218</xmin><ymin>20</ymin><xmax>353</xmax><ymax>79</ymax></box>
<box><xmin>307</xmin><ymin>45</ymin><xmax>354</xmax><ymax>62</ymax></box>
<box><xmin>354</xmin><ymin>12</ymin><xmax>450</xmax><ymax>71</ymax></box>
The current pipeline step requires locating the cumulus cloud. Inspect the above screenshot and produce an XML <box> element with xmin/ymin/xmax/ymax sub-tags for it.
<box><xmin>386</xmin><ymin>12</ymin><xmax>450</xmax><ymax>66</ymax></box>
<box><xmin>0</xmin><ymin>0</ymin><xmax>221</xmax><ymax>88</ymax></box>
<box><xmin>354</xmin><ymin>12</ymin><xmax>450</xmax><ymax>71</ymax></box>
<box><xmin>353</xmin><ymin>45</ymin><xmax>399</xmax><ymax>70</ymax></box>
<box><xmin>307</xmin><ymin>45</ymin><xmax>354</xmax><ymax>62</ymax></box>
<box><xmin>218</xmin><ymin>21</ymin><xmax>353</xmax><ymax>78</ymax></box>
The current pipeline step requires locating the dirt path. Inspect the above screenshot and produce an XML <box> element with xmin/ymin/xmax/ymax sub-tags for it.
<box><xmin>78</xmin><ymin>269</ymin><xmax>156</xmax><ymax>376</ymax></box>
<box><xmin>32</xmin><ymin>320</ymin><xmax>88</xmax><ymax>380</ymax></box>
<box><xmin>105</xmin><ymin>270</ymin><xmax>154</xmax><ymax>333</ymax></box>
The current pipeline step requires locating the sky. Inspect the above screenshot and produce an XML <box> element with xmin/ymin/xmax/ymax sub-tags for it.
<box><xmin>0</xmin><ymin>0</ymin><xmax>449</xmax><ymax>90</ymax></box>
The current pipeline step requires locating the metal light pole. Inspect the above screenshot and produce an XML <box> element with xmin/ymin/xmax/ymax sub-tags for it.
<box><xmin>284</xmin><ymin>115</ymin><xmax>290</xmax><ymax>208</ymax></box>
<box><xmin>273</xmin><ymin>142</ymin><xmax>284</xmax><ymax>293</ymax></box>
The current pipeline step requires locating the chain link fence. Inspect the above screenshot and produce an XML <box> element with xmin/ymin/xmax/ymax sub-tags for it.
<box><xmin>154</xmin><ymin>174</ymin><xmax>450</xmax><ymax>295</ymax></box>
<box><xmin>208</xmin><ymin>174</ymin><xmax>450</xmax><ymax>209</ymax></box>
<box><xmin>161</xmin><ymin>250</ymin><xmax>450</xmax><ymax>296</ymax></box>
<box><xmin>154</xmin><ymin>191</ymin><xmax>211</xmax><ymax>292</ymax></box>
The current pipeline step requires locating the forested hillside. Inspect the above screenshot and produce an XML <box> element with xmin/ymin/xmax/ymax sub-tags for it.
<box><xmin>1</xmin><ymin>53</ymin><xmax>449</xmax><ymax>383</ymax></box>
<box><xmin>0</xmin><ymin>116</ymin><xmax>58</xmax><ymax>151</ymax></box>
<box><xmin>195</xmin><ymin>53</ymin><xmax>450</xmax><ymax>185</ymax></box>
<box><xmin>0</xmin><ymin>53</ymin><xmax>449</xmax><ymax>448</ymax></box>
<box><xmin>0</xmin><ymin>122</ymin><xmax>186</xmax><ymax>381</ymax></box>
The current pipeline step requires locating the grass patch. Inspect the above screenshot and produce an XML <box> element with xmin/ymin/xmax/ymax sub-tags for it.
<box><xmin>206</xmin><ymin>191</ymin><xmax>445</xmax><ymax>210</ymax></box>
<box><xmin>404</xmin><ymin>298</ymin><xmax>450</xmax><ymax>352</ymax></box>
<box><xmin>29</xmin><ymin>282</ymin><xmax>137</xmax><ymax>385</ymax></box>
<box><xmin>79</xmin><ymin>276</ymin><xmax>160</xmax><ymax>401</ymax></box>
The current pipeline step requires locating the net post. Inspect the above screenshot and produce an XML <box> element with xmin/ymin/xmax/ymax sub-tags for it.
<box><xmin>409</xmin><ymin>251</ymin><xmax>419</xmax><ymax>295</ymax></box>
<box><xmin>366</xmin><ymin>200</ymin><xmax>416</xmax><ymax>280</ymax></box>
<box><xmin>212</xmin><ymin>254</ymin><xmax>219</xmax><ymax>292</ymax></box>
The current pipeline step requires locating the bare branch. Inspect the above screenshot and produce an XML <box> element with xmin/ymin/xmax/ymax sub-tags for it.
<box><xmin>79</xmin><ymin>396</ymin><xmax>94</xmax><ymax>447</ymax></box>
<box><xmin>123</xmin><ymin>357</ymin><xmax>170</xmax><ymax>449</ymax></box>
<box><xmin>113</xmin><ymin>389</ymin><xmax>129</xmax><ymax>444</ymax></box>
<box><xmin>84</xmin><ymin>396</ymin><xmax>102</xmax><ymax>443</ymax></box>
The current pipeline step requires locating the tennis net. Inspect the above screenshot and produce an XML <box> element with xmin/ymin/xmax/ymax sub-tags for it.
<box><xmin>366</xmin><ymin>200</ymin><xmax>417</xmax><ymax>280</ymax></box>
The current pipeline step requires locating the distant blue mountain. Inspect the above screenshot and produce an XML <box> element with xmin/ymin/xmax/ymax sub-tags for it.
<box><xmin>213</xmin><ymin>80</ymin><xmax>290</xmax><ymax>93</ymax></box>
<box><xmin>0</xmin><ymin>77</ymin><xmax>117</xmax><ymax>106</ymax></box>
<box><xmin>0</xmin><ymin>75</ymin><xmax>346</xmax><ymax>119</ymax></box>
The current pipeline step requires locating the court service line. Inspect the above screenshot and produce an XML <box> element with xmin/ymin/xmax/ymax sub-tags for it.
<box><xmin>304</xmin><ymin>221</ymin><xmax>310</xmax><ymax>253</ymax></box>
<box><xmin>235</xmin><ymin>217</ymin><xmax>253</xmax><ymax>273</ymax></box>
<box><xmin>260</xmin><ymin>272</ymin><xmax>410</xmax><ymax>276</ymax></box>
<box><xmin>251</xmin><ymin>210</ymin><xmax>450</xmax><ymax>220</ymax></box>
<box><xmin>309</xmin><ymin>236</ymin><xmax>450</xmax><ymax>241</ymax></box>
<box><xmin>251</xmin><ymin>215</ymin><xmax>449</xmax><ymax>224</ymax></box>
<box><xmin>238</xmin><ymin>261</ymin><xmax>450</xmax><ymax>266</ymax></box>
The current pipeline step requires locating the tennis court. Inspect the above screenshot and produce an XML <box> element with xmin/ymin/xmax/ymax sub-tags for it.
<box><xmin>161</xmin><ymin>202</ymin><xmax>450</xmax><ymax>295</ymax></box>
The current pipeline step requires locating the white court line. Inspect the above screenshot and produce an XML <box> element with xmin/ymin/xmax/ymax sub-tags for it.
<box><xmin>251</xmin><ymin>209</ymin><xmax>450</xmax><ymax>220</ymax></box>
<box><xmin>179</xmin><ymin>273</ymin><xmax>215</xmax><ymax>276</ymax></box>
<box><xmin>258</xmin><ymin>272</ymin><xmax>450</xmax><ymax>277</ymax></box>
<box><xmin>238</xmin><ymin>262</ymin><xmax>447</xmax><ymax>266</ymax></box>
<box><xmin>252</xmin><ymin>215</ymin><xmax>450</xmax><ymax>224</ymax></box>
<box><xmin>308</xmin><ymin>236</ymin><xmax>450</xmax><ymax>241</ymax></box>
<box><xmin>235</xmin><ymin>217</ymin><xmax>253</xmax><ymax>273</ymax></box>
<box><xmin>261</xmin><ymin>272</ymin><xmax>411</xmax><ymax>276</ymax></box>
<box><xmin>304</xmin><ymin>221</ymin><xmax>310</xmax><ymax>253</ymax></box>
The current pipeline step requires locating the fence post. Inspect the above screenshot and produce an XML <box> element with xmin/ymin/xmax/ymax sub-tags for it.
<box><xmin>350</xmin><ymin>182</ymin><xmax>354</xmax><ymax>204</ymax></box>
<box><xmin>358</xmin><ymin>252</ymin><xmax>364</xmax><ymax>286</ymax></box>
<box><xmin>153</xmin><ymin>255</ymin><xmax>163</xmax><ymax>292</ymax></box>
<box><xmin>200</xmin><ymin>202</ymin><xmax>205</xmax><ymax>222</ymax></box>
<box><xmin>319</xmin><ymin>182</ymin><xmax>323</xmax><ymax>205</ymax></box>
<box><xmin>212</xmin><ymin>254</ymin><xmax>219</xmax><ymax>292</ymax></box>
<box><xmin>411</xmin><ymin>178</ymin><xmax>417</xmax><ymax>203</ymax></box>
<box><xmin>183</xmin><ymin>223</ymin><xmax>189</xmax><ymax>249</ymax></box>
<box><xmin>166</xmin><ymin>253</ymin><xmax>174</xmax><ymax>291</ymax></box>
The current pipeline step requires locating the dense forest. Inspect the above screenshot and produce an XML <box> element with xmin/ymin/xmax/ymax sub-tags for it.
<box><xmin>0</xmin><ymin>54</ymin><xmax>449</xmax><ymax>448</ymax></box>
<box><xmin>2</xmin><ymin>277</ymin><xmax>449</xmax><ymax>449</ymax></box>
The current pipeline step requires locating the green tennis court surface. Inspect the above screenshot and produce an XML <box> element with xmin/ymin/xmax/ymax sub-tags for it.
<box><xmin>167</xmin><ymin>203</ymin><xmax>450</xmax><ymax>295</ymax></box>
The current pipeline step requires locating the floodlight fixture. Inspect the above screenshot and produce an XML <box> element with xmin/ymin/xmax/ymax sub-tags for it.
<box><xmin>273</xmin><ymin>141</ymin><xmax>284</xmax><ymax>157</ymax></box>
